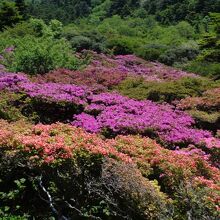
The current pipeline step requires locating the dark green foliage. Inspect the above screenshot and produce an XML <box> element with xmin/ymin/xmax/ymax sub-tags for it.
<box><xmin>184</xmin><ymin>61</ymin><xmax>220</xmax><ymax>79</ymax></box>
<box><xmin>137</xmin><ymin>44</ymin><xmax>167</xmax><ymax>61</ymax></box>
<box><xmin>26</xmin><ymin>0</ymin><xmax>96</xmax><ymax>24</ymax></box>
<box><xmin>0</xmin><ymin>92</ymin><xmax>28</xmax><ymax>122</ymax></box>
<box><xmin>62</xmin><ymin>28</ymin><xmax>107</xmax><ymax>52</ymax></box>
<box><xmin>198</xmin><ymin>13</ymin><xmax>220</xmax><ymax>64</ymax></box>
<box><xmin>159</xmin><ymin>45</ymin><xmax>199</xmax><ymax>66</ymax></box>
<box><xmin>15</xmin><ymin>0</ymin><xmax>27</xmax><ymax>19</ymax></box>
<box><xmin>0</xmin><ymin>1</ymin><xmax>22</xmax><ymax>31</ymax></box>
<box><xmin>107</xmin><ymin>0</ymin><xmax>140</xmax><ymax>17</ymax></box>
<box><xmin>0</xmin><ymin>91</ymin><xmax>84</xmax><ymax>124</ymax></box>
<box><xmin>106</xmin><ymin>37</ymin><xmax>135</xmax><ymax>55</ymax></box>
<box><xmin>0</xmin><ymin>148</ymin><xmax>171</xmax><ymax>219</ymax></box>
<box><xmin>143</xmin><ymin>0</ymin><xmax>220</xmax><ymax>24</ymax></box>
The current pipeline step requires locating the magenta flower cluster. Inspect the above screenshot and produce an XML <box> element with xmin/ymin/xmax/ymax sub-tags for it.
<box><xmin>0</xmin><ymin>71</ymin><xmax>28</xmax><ymax>91</ymax></box>
<box><xmin>19</xmin><ymin>82</ymin><xmax>92</xmax><ymax>105</ymax></box>
<box><xmin>72</xmin><ymin>92</ymin><xmax>214</xmax><ymax>148</ymax></box>
<box><xmin>87</xmin><ymin>51</ymin><xmax>197</xmax><ymax>82</ymax></box>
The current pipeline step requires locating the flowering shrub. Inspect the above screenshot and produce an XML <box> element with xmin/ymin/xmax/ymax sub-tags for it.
<box><xmin>178</xmin><ymin>87</ymin><xmax>220</xmax><ymax>132</ymax></box>
<box><xmin>1</xmin><ymin>69</ymin><xmax>219</xmax><ymax>150</ymax></box>
<box><xmin>0</xmin><ymin>120</ymin><xmax>130</xmax><ymax>163</ymax></box>
<box><xmin>33</xmin><ymin>51</ymin><xmax>198</xmax><ymax>88</ymax></box>
<box><xmin>0</xmin><ymin>71</ymin><xmax>28</xmax><ymax>91</ymax></box>
<box><xmin>0</xmin><ymin>120</ymin><xmax>219</xmax><ymax>218</ymax></box>
<box><xmin>19</xmin><ymin>82</ymin><xmax>91</xmax><ymax>105</ymax></box>
<box><xmin>0</xmin><ymin>73</ymin><xmax>94</xmax><ymax>123</ymax></box>
<box><xmin>112</xmin><ymin>135</ymin><xmax>220</xmax><ymax>216</ymax></box>
<box><xmin>33</xmin><ymin>67</ymin><xmax>127</xmax><ymax>92</ymax></box>
<box><xmin>85</xmin><ymin>51</ymin><xmax>198</xmax><ymax>81</ymax></box>
<box><xmin>0</xmin><ymin>49</ymin><xmax>219</xmax><ymax>218</ymax></box>
<box><xmin>178</xmin><ymin>87</ymin><xmax>220</xmax><ymax>111</ymax></box>
<box><xmin>115</xmin><ymin>54</ymin><xmax>197</xmax><ymax>81</ymax></box>
<box><xmin>0</xmin><ymin>120</ymin><xmax>172</xmax><ymax>219</ymax></box>
<box><xmin>73</xmin><ymin>92</ymin><xmax>217</xmax><ymax>149</ymax></box>
<box><xmin>86</xmin><ymin>51</ymin><xmax>196</xmax><ymax>80</ymax></box>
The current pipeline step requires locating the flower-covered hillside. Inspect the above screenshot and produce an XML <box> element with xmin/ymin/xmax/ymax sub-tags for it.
<box><xmin>0</xmin><ymin>49</ymin><xmax>219</xmax><ymax>219</ymax></box>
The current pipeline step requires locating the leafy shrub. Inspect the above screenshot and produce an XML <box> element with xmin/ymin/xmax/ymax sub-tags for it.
<box><xmin>0</xmin><ymin>92</ymin><xmax>28</xmax><ymax>122</ymax></box>
<box><xmin>116</xmin><ymin>77</ymin><xmax>219</xmax><ymax>103</ymax></box>
<box><xmin>159</xmin><ymin>43</ymin><xmax>199</xmax><ymax>66</ymax></box>
<box><xmin>70</xmin><ymin>35</ymin><xmax>93</xmax><ymax>51</ymax></box>
<box><xmin>0</xmin><ymin>0</ymin><xmax>22</xmax><ymax>31</ymax></box>
<box><xmin>137</xmin><ymin>44</ymin><xmax>167</xmax><ymax>61</ymax></box>
<box><xmin>102</xmin><ymin>159</ymin><xmax>172</xmax><ymax>219</ymax></box>
<box><xmin>113</xmin><ymin>135</ymin><xmax>220</xmax><ymax>218</ymax></box>
<box><xmin>106</xmin><ymin>37</ymin><xmax>135</xmax><ymax>55</ymax></box>
<box><xmin>0</xmin><ymin>121</ymin><xmax>172</xmax><ymax>219</ymax></box>
<box><xmin>67</xmin><ymin>30</ymin><xmax>107</xmax><ymax>53</ymax></box>
<box><xmin>4</xmin><ymin>36</ymin><xmax>80</xmax><ymax>75</ymax></box>
<box><xmin>183</xmin><ymin>61</ymin><xmax>220</xmax><ymax>79</ymax></box>
<box><xmin>178</xmin><ymin>87</ymin><xmax>220</xmax><ymax>111</ymax></box>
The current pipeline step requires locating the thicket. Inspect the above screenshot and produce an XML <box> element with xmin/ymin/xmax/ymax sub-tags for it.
<box><xmin>1</xmin><ymin>1</ymin><xmax>220</xmax><ymax>77</ymax></box>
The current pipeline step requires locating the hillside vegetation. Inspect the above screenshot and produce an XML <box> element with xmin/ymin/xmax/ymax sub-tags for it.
<box><xmin>0</xmin><ymin>0</ymin><xmax>220</xmax><ymax>219</ymax></box>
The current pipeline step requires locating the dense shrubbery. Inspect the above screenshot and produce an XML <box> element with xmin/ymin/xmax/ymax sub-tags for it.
<box><xmin>0</xmin><ymin>1</ymin><xmax>220</xmax><ymax>219</ymax></box>
<box><xmin>0</xmin><ymin>121</ymin><xmax>219</xmax><ymax>219</ymax></box>
<box><xmin>33</xmin><ymin>67</ymin><xmax>127</xmax><ymax>92</ymax></box>
<box><xmin>183</xmin><ymin>61</ymin><xmax>220</xmax><ymax>79</ymax></box>
<box><xmin>1</xmin><ymin>54</ymin><xmax>219</xmax><ymax>148</ymax></box>
<box><xmin>0</xmin><ymin>121</ymin><xmax>171</xmax><ymax>219</ymax></box>
<box><xmin>116</xmin><ymin>76</ymin><xmax>220</xmax><ymax>103</ymax></box>
<box><xmin>0</xmin><ymin>59</ymin><xmax>220</xmax><ymax>220</ymax></box>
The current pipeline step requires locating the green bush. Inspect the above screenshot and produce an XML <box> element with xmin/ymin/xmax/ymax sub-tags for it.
<box><xmin>4</xmin><ymin>36</ymin><xmax>81</xmax><ymax>75</ymax></box>
<box><xmin>0</xmin><ymin>91</ymin><xmax>86</xmax><ymax>124</ymax></box>
<box><xmin>0</xmin><ymin>92</ymin><xmax>28</xmax><ymax>122</ymax></box>
<box><xmin>137</xmin><ymin>44</ymin><xmax>167</xmax><ymax>61</ymax></box>
<box><xmin>183</xmin><ymin>61</ymin><xmax>220</xmax><ymax>79</ymax></box>
<box><xmin>116</xmin><ymin>77</ymin><xmax>219</xmax><ymax>103</ymax></box>
<box><xmin>106</xmin><ymin>37</ymin><xmax>135</xmax><ymax>55</ymax></box>
<box><xmin>173</xmin><ymin>183</ymin><xmax>220</xmax><ymax>219</ymax></box>
<box><xmin>159</xmin><ymin>43</ymin><xmax>199</xmax><ymax>66</ymax></box>
<box><xmin>187</xmin><ymin>110</ymin><xmax>220</xmax><ymax>132</ymax></box>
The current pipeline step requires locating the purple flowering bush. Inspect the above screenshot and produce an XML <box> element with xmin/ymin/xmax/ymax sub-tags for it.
<box><xmin>72</xmin><ymin>92</ymin><xmax>219</xmax><ymax>149</ymax></box>
<box><xmin>0</xmin><ymin>49</ymin><xmax>219</xmax><ymax>151</ymax></box>
<box><xmin>0</xmin><ymin>71</ymin><xmax>28</xmax><ymax>91</ymax></box>
<box><xmin>84</xmin><ymin>51</ymin><xmax>197</xmax><ymax>82</ymax></box>
<box><xmin>19</xmin><ymin>82</ymin><xmax>91</xmax><ymax>105</ymax></box>
<box><xmin>0</xmin><ymin>72</ymin><xmax>91</xmax><ymax>123</ymax></box>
